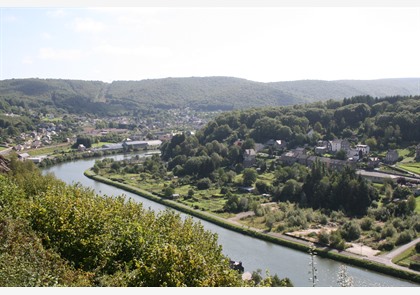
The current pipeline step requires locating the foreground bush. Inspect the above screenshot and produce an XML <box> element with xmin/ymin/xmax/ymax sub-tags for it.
<box><xmin>0</xmin><ymin>160</ymin><xmax>287</xmax><ymax>287</ymax></box>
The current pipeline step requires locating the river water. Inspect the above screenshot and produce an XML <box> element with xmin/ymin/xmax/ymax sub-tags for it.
<box><xmin>41</xmin><ymin>152</ymin><xmax>420</xmax><ymax>287</ymax></box>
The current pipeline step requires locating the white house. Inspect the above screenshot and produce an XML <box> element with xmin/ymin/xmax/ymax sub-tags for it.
<box><xmin>356</xmin><ymin>144</ymin><xmax>370</xmax><ymax>155</ymax></box>
<box><xmin>330</xmin><ymin>139</ymin><xmax>342</xmax><ymax>153</ymax></box>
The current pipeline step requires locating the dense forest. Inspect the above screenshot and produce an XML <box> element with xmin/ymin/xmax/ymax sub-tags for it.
<box><xmin>0</xmin><ymin>77</ymin><xmax>419</xmax><ymax>116</ymax></box>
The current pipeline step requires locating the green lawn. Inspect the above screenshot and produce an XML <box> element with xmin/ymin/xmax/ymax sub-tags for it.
<box><xmin>92</xmin><ymin>142</ymin><xmax>115</xmax><ymax>148</ymax></box>
<box><xmin>27</xmin><ymin>144</ymin><xmax>73</xmax><ymax>157</ymax></box>
<box><xmin>397</xmin><ymin>149</ymin><xmax>412</xmax><ymax>157</ymax></box>
<box><xmin>397</xmin><ymin>162</ymin><xmax>420</xmax><ymax>175</ymax></box>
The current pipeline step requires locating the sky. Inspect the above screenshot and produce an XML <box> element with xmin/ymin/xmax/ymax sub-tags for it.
<box><xmin>1</xmin><ymin>1</ymin><xmax>420</xmax><ymax>83</ymax></box>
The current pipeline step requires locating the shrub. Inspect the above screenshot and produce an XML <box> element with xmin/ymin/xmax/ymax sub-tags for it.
<box><xmin>396</xmin><ymin>230</ymin><xmax>413</xmax><ymax>246</ymax></box>
<box><xmin>416</xmin><ymin>242</ymin><xmax>420</xmax><ymax>253</ymax></box>
<box><xmin>360</xmin><ymin>217</ymin><xmax>373</xmax><ymax>231</ymax></box>
<box><xmin>318</xmin><ymin>214</ymin><xmax>328</xmax><ymax>225</ymax></box>
<box><xmin>329</xmin><ymin>230</ymin><xmax>345</xmax><ymax>250</ymax></box>
<box><xmin>381</xmin><ymin>224</ymin><xmax>396</xmax><ymax>239</ymax></box>
<box><xmin>409</xmin><ymin>261</ymin><xmax>420</xmax><ymax>271</ymax></box>
<box><xmin>341</xmin><ymin>221</ymin><xmax>361</xmax><ymax>241</ymax></box>
<box><xmin>378</xmin><ymin>239</ymin><xmax>395</xmax><ymax>251</ymax></box>
<box><xmin>197</xmin><ymin>178</ymin><xmax>211</xmax><ymax>190</ymax></box>
<box><xmin>275</xmin><ymin>223</ymin><xmax>287</xmax><ymax>233</ymax></box>
<box><xmin>318</xmin><ymin>230</ymin><xmax>330</xmax><ymax>245</ymax></box>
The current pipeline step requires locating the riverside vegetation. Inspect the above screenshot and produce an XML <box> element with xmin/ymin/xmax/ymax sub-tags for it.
<box><xmin>1</xmin><ymin>78</ymin><xmax>420</xmax><ymax>286</ymax></box>
<box><xmin>0</xmin><ymin>155</ymin><xmax>292</xmax><ymax>287</ymax></box>
<box><xmin>89</xmin><ymin>95</ymin><xmax>420</xmax><ymax>283</ymax></box>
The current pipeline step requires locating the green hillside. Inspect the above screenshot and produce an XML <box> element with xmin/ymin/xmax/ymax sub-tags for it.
<box><xmin>269</xmin><ymin>78</ymin><xmax>420</xmax><ymax>102</ymax></box>
<box><xmin>1</xmin><ymin>77</ymin><xmax>419</xmax><ymax>116</ymax></box>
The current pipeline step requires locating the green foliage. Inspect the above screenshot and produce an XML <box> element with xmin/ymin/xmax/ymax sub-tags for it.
<box><xmin>340</xmin><ymin>220</ymin><xmax>362</xmax><ymax>242</ymax></box>
<box><xmin>302</xmin><ymin>162</ymin><xmax>377</xmax><ymax>217</ymax></box>
<box><xmin>0</xmin><ymin>160</ymin><xmax>250</xmax><ymax>287</ymax></box>
<box><xmin>0</xmin><ymin>212</ymin><xmax>93</xmax><ymax>287</ymax></box>
<box><xmin>242</xmin><ymin>168</ymin><xmax>257</xmax><ymax>187</ymax></box>
<box><xmin>197</xmin><ymin>177</ymin><xmax>212</xmax><ymax>190</ymax></box>
<box><xmin>360</xmin><ymin>217</ymin><xmax>374</xmax><ymax>231</ymax></box>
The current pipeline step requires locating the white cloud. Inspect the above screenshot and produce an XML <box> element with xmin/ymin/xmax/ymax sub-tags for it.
<box><xmin>72</xmin><ymin>17</ymin><xmax>106</xmax><ymax>33</ymax></box>
<box><xmin>38</xmin><ymin>47</ymin><xmax>82</xmax><ymax>61</ymax></box>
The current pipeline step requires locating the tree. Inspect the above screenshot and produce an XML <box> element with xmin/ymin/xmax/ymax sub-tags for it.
<box><xmin>340</xmin><ymin>220</ymin><xmax>361</xmax><ymax>241</ymax></box>
<box><xmin>242</xmin><ymin>168</ymin><xmax>257</xmax><ymax>187</ymax></box>
<box><xmin>335</xmin><ymin>149</ymin><xmax>347</xmax><ymax>160</ymax></box>
<box><xmin>197</xmin><ymin>178</ymin><xmax>212</xmax><ymax>190</ymax></box>
<box><xmin>279</xmin><ymin>179</ymin><xmax>301</xmax><ymax>203</ymax></box>
<box><xmin>164</xmin><ymin>186</ymin><xmax>175</xmax><ymax>197</ymax></box>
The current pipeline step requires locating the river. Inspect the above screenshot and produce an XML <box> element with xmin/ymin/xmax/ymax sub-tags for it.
<box><xmin>41</xmin><ymin>152</ymin><xmax>420</xmax><ymax>287</ymax></box>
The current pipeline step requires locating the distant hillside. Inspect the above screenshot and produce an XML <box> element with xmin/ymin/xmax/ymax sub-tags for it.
<box><xmin>0</xmin><ymin>77</ymin><xmax>419</xmax><ymax>115</ymax></box>
<box><xmin>268</xmin><ymin>78</ymin><xmax>420</xmax><ymax>102</ymax></box>
<box><xmin>107</xmin><ymin>77</ymin><xmax>299</xmax><ymax>111</ymax></box>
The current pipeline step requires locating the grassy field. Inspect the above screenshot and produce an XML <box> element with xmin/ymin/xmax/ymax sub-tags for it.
<box><xmin>99</xmin><ymin>169</ymin><xmax>267</xmax><ymax>215</ymax></box>
<box><xmin>91</xmin><ymin>142</ymin><xmax>115</xmax><ymax>148</ymax></box>
<box><xmin>27</xmin><ymin>143</ymin><xmax>73</xmax><ymax>157</ymax></box>
<box><xmin>397</xmin><ymin>162</ymin><xmax>420</xmax><ymax>175</ymax></box>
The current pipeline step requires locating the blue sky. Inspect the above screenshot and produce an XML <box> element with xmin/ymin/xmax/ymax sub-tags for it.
<box><xmin>1</xmin><ymin>3</ymin><xmax>420</xmax><ymax>83</ymax></box>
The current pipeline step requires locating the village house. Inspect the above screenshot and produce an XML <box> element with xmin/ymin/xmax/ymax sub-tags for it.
<box><xmin>280</xmin><ymin>148</ymin><xmax>356</xmax><ymax>171</ymax></box>
<box><xmin>356</xmin><ymin>144</ymin><xmax>370</xmax><ymax>156</ymax></box>
<box><xmin>279</xmin><ymin>148</ymin><xmax>307</xmax><ymax>165</ymax></box>
<box><xmin>17</xmin><ymin>153</ymin><xmax>30</xmax><ymax>161</ymax></box>
<box><xmin>329</xmin><ymin>139</ymin><xmax>351</xmax><ymax>153</ymax></box>
<box><xmin>13</xmin><ymin>144</ymin><xmax>25</xmax><ymax>152</ymax></box>
<box><xmin>266</xmin><ymin>139</ymin><xmax>287</xmax><ymax>150</ymax></box>
<box><xmin>314</xmin><ymin>140</ymin><xmax>332</xmax><ymax>155</ymax></box>
<box><xmin>315</xmin><ymin>146</ymin><xmax>329</xmax><ymax>155</ymax></box>
<box><xmin>243</xmin><ymin>149</ymin><xmax>256</xmax><ymax>168</ymax></box>
<box><xmin>273</xmin><ymin>140</ymin><xmax>287</xmax><ymax>150</ymax></box>
<box><xmin>31</xmin><ymin>140</ymin><xmax>42</xmax><ymax>149</ymax></box>
<box><xmin>384</xmin><ymin>149</ymin><xmax>399</xmax><ymax>164</ymax></box>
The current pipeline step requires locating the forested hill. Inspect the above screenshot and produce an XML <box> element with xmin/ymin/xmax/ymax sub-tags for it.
<box><xmin>269</xmin><ymin>78</ymin><xmax>420</xmax><ymax>102</ymax></box>
<box><xmin>0</xmin><ymin>77</ymin><xmax>419</xmax><ymax>115</ymax></box>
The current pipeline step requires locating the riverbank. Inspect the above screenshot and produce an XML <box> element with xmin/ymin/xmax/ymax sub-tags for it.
<box><xmin>84</xmin><ymin>168</ymin><xmax>420</xmax><ymax>285</ymax></box>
